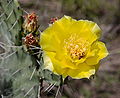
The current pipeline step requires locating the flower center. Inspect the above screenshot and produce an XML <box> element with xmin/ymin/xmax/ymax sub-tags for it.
<box><xmin>64</xmin><ymin>34</ymin><xmax>88</xmax><ymax>60</ymax></box>
<box><xmin>68</xmin><ymin>44</ymin><xmax>86</xmax><ymax>60</ymax></box>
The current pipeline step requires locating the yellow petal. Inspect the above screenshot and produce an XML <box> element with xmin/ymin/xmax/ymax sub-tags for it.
<box><xmin>69</xmin><ymin>20</ymin><xmax>101</xmax><ymax>44</ymax></box>
<box><xmin>43</xmin><ymin>52</ymin><xmax>54</xmax><ymax>71</ymax></box>
<box><xmin>86</xmin><ymin>41</ymin><xmax>108</xmax><ymax>65</ymax></box>
<box><xmin>63</xmin><ymin>63</ymin><xmax>95</xmax><ymax>79</ymax></box>
<box><xmin>94</xmin><ymin>63</ymin><xmax>100</xmax><ymax>72</ymax></box>
<box><xmin>40</xmin><ymin>28</ymin><xmax>61</xmax><ymax>52</ymax></box>
<box><xmin>45</xmin><ymin>51</ymin><xmax>80</xmax><ymax>70</ymax></box>
<box><xmin>51</xmin><ymin>15</ymin><xmax>77</xmax><ymax>41</ymax></box>
<box><xmin>40</xmin><ymin>15</ymin><xmax>76</xmax><ymax>52</ymax></box>
<box><xmin>44</xmin><ymin>51</ymin><xmax>98</xmax><ymax>79</ymax></box>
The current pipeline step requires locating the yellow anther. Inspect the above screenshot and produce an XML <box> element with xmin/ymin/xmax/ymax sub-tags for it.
<box><xmin>64</xmin><ymin>34</ymin><xmax>88</xmax><ymax>60</ymax></box>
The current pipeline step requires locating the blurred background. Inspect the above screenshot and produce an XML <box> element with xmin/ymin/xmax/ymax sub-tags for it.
<box><xmin>4</xmin><ymin>0</ymin><xmax>120</xmax><ymax>98</ymax></box>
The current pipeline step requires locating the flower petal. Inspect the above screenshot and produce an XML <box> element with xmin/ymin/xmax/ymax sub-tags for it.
<box><xmin>63</xmin><ymin>63</ymin><xmax>95</xmax><ymax>79</ymax></box>
<box><xmin>86</xmin><ymin>41</ymin><xmax>108</xmax><ymax>65</ymax></box>
<box><xmin>40</xmin><ymin>28</ymin><xmax>61</xmax><ymax>52</ymax></box>
<box><xmin>44</xmin><ymin>52</ymin><xmax>96</xmax><ymax>79</ymax></box>
<box><xmin>69</xmin><ymin>20</ymin><xmax>101</xmax><ymax>44</ymax></box>
<box><xmin>43</xmin><ymin>52</ymin><xmax>54</xmax><ymax>71</ymax></box>
<box><xmin>45</xmin><ymin>51</ymin><xmax>80</xmax><ymax>70</ymax></box>
<box><xmin>40</xmin><ymin>15</ymin><xmax>76</xmax><ymax>52</ymax></box>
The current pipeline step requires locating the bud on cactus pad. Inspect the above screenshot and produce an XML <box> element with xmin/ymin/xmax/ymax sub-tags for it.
<box><xmin>23</xmin><ymin>13</ymin><xmax>38</xmax><ymax>32</ymax></box>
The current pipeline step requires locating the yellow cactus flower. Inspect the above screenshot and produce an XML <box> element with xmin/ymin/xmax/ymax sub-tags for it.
<box><xmin>40</xmin><ymin>16</ymin><xmax>108</xmax><ymax>79</ymax></box>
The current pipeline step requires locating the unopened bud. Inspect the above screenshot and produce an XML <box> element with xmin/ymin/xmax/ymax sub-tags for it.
<box><xmin>23</xmin><ymin>13</ymin><xmax>38</xmax><ymax>32</ymax></box>
<box><xmin>49</xmin><ymin>17</ymin><xmax>58</xmax><ymax>25</ymax></box>
<box><xmin>24</xmin><ymin>33</ymin><xmax>37</xmax><ymax>46</ymax></box>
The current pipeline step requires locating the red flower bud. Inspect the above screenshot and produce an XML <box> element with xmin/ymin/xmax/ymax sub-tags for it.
<box><xmin>49</xmin><ymin>17</ymin><xmax>58</xmax><ymax>24</ymax></box>
<box><xmin>23</xmin><ymin>13</ymin><xmax>38</xmax><ymax>32</ymax></box>
<box><xmin>24</xmin><ymin>33</ymin><xmax>37</xmax><ymax>46</ymax></box>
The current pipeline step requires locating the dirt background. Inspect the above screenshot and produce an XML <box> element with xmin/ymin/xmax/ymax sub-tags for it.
<box><xmin>16</xmin><ymin>0</ymin><xmax>120</xmax><ymax>98</ymax></box>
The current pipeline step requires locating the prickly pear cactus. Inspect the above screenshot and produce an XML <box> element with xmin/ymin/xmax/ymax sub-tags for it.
<box><xmin>0</xmin><ymin>0</ymin><xmax>23</xmax><ymax>45</ymax></box>
<box><xmin>0</xmin><ymin>0</ymin><xmax>61</xmax><ymax>98</ymax></box>
<box><xmin>0</xmin><ymin>0</ymin><xmax>39</xmax><ymax>97</ymax></box>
